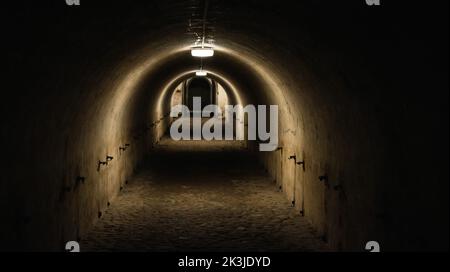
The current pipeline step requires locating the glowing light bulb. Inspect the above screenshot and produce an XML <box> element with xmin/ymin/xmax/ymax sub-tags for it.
<box><xmin>195</xmin><ymin>70</ymin><xmax>207</xmax><ymax>76</ymax></box>
<box><xmin>191</xmin><ymin>47</ymin><xmax>214</xmax><ymax>57</ymax></box>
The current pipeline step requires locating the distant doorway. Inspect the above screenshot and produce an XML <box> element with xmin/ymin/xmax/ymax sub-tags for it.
<box><xmin>185</xmin><ymin>77</ymin><xmax>213</xmax><ymax>113</ymax></box>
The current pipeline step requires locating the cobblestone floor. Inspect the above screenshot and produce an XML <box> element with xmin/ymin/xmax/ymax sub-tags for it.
<box><xmin>81</xmin><ymin>140</ymin><xmax>328</xmax><ymax>252</ymax></box>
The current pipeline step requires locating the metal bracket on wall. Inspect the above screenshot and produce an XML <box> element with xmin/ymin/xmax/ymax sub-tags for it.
<box><xmin>120</xmin><ymin>144</ymin><xmax>130</xmax><ymax>153</ymax></box>
<box><xmin>333</xmin><ymin>184</ymin><xmax>347</xmax><ymax>200</ymax></box>
<box><xmin>97</xmin><ymin>160</ymin><xmax>107</xmax><ymax>171</ymax></box>
<box><xmin>289</xmin><ymin>154</ymin><xmax>306</xmax><ymax>171</ymax></box>
<box><xmin>288</xmin><ymin>154</ymin><xmax>297</xmax><ymax>207</ymax></box>
<box><xmin>319</xmin><ymin>175</ymin><xmax>330</xmax><ymax>188</ymax></box>
<box><xmin>76</xmin><ymin>176</ymin><xmax>86</xmax><ymax>185</ymax></box>
<box><xmin>319</xmin><ymin>175</ymin><xmax>328</xmax><ymax>182</ymax></box>
<box><xmin>296</xmin><ymin>160</ymin><xmax>305</xmax><ymax>171</ymax></box>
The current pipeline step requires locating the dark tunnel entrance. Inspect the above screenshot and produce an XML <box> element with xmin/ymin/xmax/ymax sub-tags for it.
<box><xmin>185</xmin><ymin>77</ymin><xmax>215</xmax><ymax>112</ymax></box>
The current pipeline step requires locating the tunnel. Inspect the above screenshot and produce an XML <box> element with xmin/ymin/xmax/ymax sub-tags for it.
<box><xmin>1</xmin><ymin>0</ymin><xmax>448</xmax><ymax>252</ymax></box>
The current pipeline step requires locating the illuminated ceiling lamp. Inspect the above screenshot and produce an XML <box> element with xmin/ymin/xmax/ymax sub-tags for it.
<box><xmin>191</xmin><ymin>45</ymin><xmax>214</xmax><ymax>57</ymax></box>
<box><xmin>195</xmin><ymin>70</ymin><xmax>208</xmax><ymax>76</ymax></box>
<box><xmin>196</xmin><ymin>59</ymin><xmax>208</xmax><ymax>76</ymax></box>
<box><xmin>189</xmin><ymin>0</ymin><xmax>215</xmax><ymax>58</ymax></box>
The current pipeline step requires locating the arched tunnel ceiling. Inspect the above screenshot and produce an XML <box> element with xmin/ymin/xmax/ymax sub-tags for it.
<box><xmin>9</xmin><ymin>0</ymin><xmax>447</xmax><ymax>118</ymax></box>
<box><xmin>11</xmin><ymin>0</ymin><xmax>447</xmax><ymax>125</ymax></box>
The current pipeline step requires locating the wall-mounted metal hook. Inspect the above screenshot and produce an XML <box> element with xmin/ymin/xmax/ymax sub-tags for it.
<box><xmin>120</xmin><ymin>144</ymin><xmax>130</xmax><ymax>153</ymax></box>
<box><xmin>319</xmin><ymin>175</ymin><xmax>330</xmax><ymax>188</ymax></box>
<box><xmin>319</xmin><ymin>175</ymin><xmax>328</xmax><ymax>182</ymax></box>
<box><xmin>97</xmin><ymin>160</ymin><xmax>107</xmax><ymax>171</ymax></box>
<box><xmin>296</xmin><ymin>160</ymin><xmax>305</xmax><ymax>171</ymax></box>
<box><xmin>76</xmin><ymin>176</ymin><xmax>86</xmax><ymax>184</ymax></box>
<box><xmin>288</xmin><ymin>154</ymin><xmax>298</xmax><ymax>207</ymax></box>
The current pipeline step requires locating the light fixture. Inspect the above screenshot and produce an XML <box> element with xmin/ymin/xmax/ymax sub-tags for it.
<box><xmin>195</xmin><ymin>58</ymin><xmax>208</xmax><ymax>76</ymax></box>
<box><xmin>191</xmin><ymin>44</ymin><xmax>214</xmax><ymax>57</ymax></box>
<box><xmin>195</xmin><ymin>70</ymin><xmax>208</xmax><ymax>76</ymax></box>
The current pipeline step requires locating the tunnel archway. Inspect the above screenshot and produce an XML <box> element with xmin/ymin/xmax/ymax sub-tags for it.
<box><xmin>2</xmin><ymin>1</ymin><xmax>448</xmax><ymax>252</ymax></box>
<box><xmin>185</xmin><ymin>77</ymin><xmax>214</xmax><ymax>111</ymax></box>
